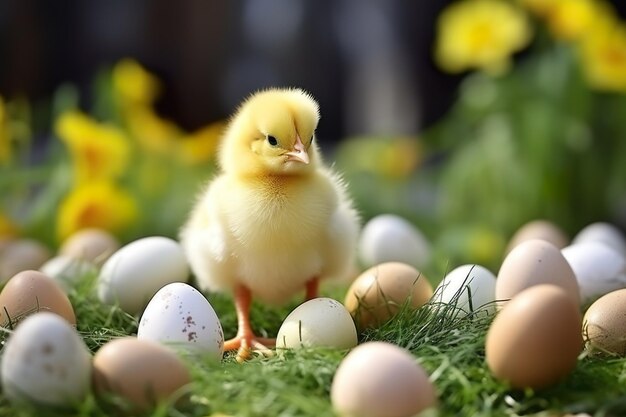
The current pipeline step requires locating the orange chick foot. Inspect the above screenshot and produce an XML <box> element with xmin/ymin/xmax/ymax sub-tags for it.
<box><xmin>224</xmin><ymin>334</ymin><xmax>276</xmax><ymax>362</ymax></box>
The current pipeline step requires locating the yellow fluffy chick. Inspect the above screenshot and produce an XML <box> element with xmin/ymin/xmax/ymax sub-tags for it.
<box><xmin>180</xmin><ymin>88</ymin><xmax>359</xmax><ymax>361</ymax></box>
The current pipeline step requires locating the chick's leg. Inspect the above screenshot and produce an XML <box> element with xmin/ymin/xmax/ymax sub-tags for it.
<box><xmin>223</xmin><ymin>284</ymin><xmax>275</xmax><ymax>362</ymax></box>
<box><xmin>305</xmin><ymin>277</ymin><xmax>320</xmax><ymax>301</ymax></box>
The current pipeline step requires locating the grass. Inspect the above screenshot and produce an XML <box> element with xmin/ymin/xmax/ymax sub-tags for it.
<box><xmin>0</xmin><ymin>274</ymin><xmax>626</xmax><ymax>417</ymax></box>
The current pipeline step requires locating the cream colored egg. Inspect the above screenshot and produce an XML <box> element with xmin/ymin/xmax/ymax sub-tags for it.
<box><xmin>331</xmin><ymin>341</ymin><xmax>437</xmax><ymax>417</ymax></box>
<box><xmin>59</xmin><ymin>228</ymin><xmax>121</xmax><ymax>266</ymax></box>
<box><xmin>98</xmin><ymin>236</ymin><xmax>190</xmax><ymax>315</ymax></box>
<box><xmin>506</xmin><ymin>219</ymin><xmax>569</xmax><ymax>254</ymax></box>
<box><xmin>496</xmin><ymin>239</ymin><xmax>579</xmax><ymax>305</ymax></box>
<box><xmin>0</xmin><ymin>270</ymin><xmax>76</xmax><ymax>327</ymax></box>
<box><xmin>0</xmin><ymin>239</ymin><xmax>51</xmax><ymax>284</ymax></box>
<box><xmin>359</xmin><ymin>214</ymin><xmax>431</xmax><ymax>269</ymax></box>
<box><xmin>40</xmin><ymin>255</ymin><xmax>98</xmax><ymax>293</ymax></box>
<box><xmin>92</xmin><ymin>337</ymin><xmax>191</xmax><ymax>410</ymax></box>
<box><xmin>582</xmin><ymin>288</ymin><xmax>626</xmax><ymax>355</ymax></box>
<box><xmin>345</xmin><ymin>262</ymin><xmax>433</xmax><ymax>330</ymax></box>
<box><xmin>486</xmin><ymin>285</ymin><xmax>582</xmax><ymax>389</ymax></box>
<box><xmin>276</xmin><ymin>297</ymin><xmax>357</xmax><ymax>350</ymax></box>
<box><xmin>138</xmin><ymin>282</ymin><xmax>224</xmax><ymax>360</ymax></box>
<box><xmin>434</xmin><ymin>264</ymin><xmax>496</xmax><ymax>317</ymax></box>
<box><xmin>1</xmin><ymin>312</ymin><xmax>91</xmax><ymax>407</ymax></box>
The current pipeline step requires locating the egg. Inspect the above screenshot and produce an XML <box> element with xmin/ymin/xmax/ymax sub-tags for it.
<box><xmin>582</xmin><ymin>289</ymin><xmax>626</xmax><ymax>355</ymax></box>
<box><xmin>0</xmin><ymin>270</ymin><xmax>76</xmax><ymax>327</ymax></box>
<box><xmin>59</xmin><ymin>228</ymin><xmax>121</xmax><ymax>266</ymax></box>
<box><xmin>496</xmin><ymin>239</ymin><xmax>579</xmax><ymax>305</ymax></box>
<box><xmin>1</xmin><ymin>312</ymin><xmax>91</xmax><ymax>407</ymax></box>
<box><xmin>276</xmin><ymin>298</ymin><xmax>357</xmax><ymax>351</ymax></box>
<box><xmin>358</xmin><ymin>214</ymin><xmax>431</xmax><ymax>269</ymax></box>
<box><xmin>562</xmin><ymin>242</ymin><xmax>626</xmax><ymax>302</ymax></box>
<box><xmin>39</xmin><ymin>255</ymin><xmax>98</xmax><ymax>293</ymax></box>
<box><xmin>98</xmin><ymin>236</ymin><xmax>190</xmax><ymax>315</ymax></box>
<box><xmin>345</xmin><ymin>262</ymin><xmax>433</xmax><ymax>330</ymax></box>
<box><xmin>433</xmin><ymin>264</ymin><xmax>496</xmax><ymax>317</ymax></box>
<box><xmin>506</xmin><ymin>219</ymin><xmax>569</xmax><ymax>254</ymax></box>
<box><xmin>572</xmin><ymin>222</ymin><xmax>626</xmax><ymax>255</ymax></box>
<box><xmin>138</xmin><ymin>282</ymin><xmax>224</xmax><ymax>360</ymax></box>
<box><xmin>92</xmin><ymin>337</ymin><xmax>192</xmax><ymax>410</ymax></box>
<box><xmin>331</xmin><ymin>341</ymin><xmax>437</xmax><ymax>417</ymax></box>
<box><xmin>0</xmin><ymin>239</ymin><xmax>51</xmax><ymax>284</ymax></box>
<box><xmin>486</xmin><ymin>285</ymin><xmax>582</xmax><ymax>389</ymax></box>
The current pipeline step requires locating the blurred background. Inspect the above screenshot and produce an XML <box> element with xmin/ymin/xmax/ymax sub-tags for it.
<box><xmin>1</xmin><ymin>0</ymin><xmax>626</xmax><ymax>277</ymax></box>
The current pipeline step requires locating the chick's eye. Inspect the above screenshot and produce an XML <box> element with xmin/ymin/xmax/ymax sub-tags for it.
<box><xmin>267</xmin><ymin>135</ymin><xmax>278</xmax><ymax>146</ymax></box>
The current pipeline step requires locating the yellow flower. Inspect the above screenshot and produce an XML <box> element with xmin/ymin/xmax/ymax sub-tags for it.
<box><xmin>545</xmin><ymin>0</ymin><xmax>613</xmax><ymax>41</ymax></box>
<box><xmin>435</xmin><ymin>0</ymin><xmax>532</xmax><ymax>75</ymax></box>
<box><xmin>126</xmin><ymin>107</ymin><xmax>181</xmax><ymax>155</ymax></box>
<box><xmin>519</xmin><ymin>0</ymin><xmax>558</xmax><ymax>16</ymax></box>
<box><xmin>579</xmin><ymin>20</ymin><xmax>626</xmax><ymax>92</ymax></box>
<box><xmin>57</xmin><ymin>182</ymin><xmax>138</xmax><ymax>241</ymax></box>
<box><xmin>56</xmin><ymin>111</ymin><xmax>131</xmax><ymax>183</ymax></box>
<box><xmin>112</xmin><ymin>59</ymin><xmax>161</xmax><ymax>107</ymax></box>
<box><xmin>178</xmin><ymin>122</ymin><xmax>225</xmax><ymax>165</ymax></box>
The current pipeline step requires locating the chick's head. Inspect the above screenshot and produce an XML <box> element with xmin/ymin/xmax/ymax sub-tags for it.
<box><xmin>219</xmin><ymin>88</ymin><xmax>322</xmax><ymax>177</ymax></box>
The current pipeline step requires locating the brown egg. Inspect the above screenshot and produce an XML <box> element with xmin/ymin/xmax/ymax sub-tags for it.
<box><xmin>0</xmin><ymin>270</ymin><xmax>76</xmax><ymax>327</ymax></box>
<box><xmin>496</xmin><ymin>239</ymin><xmax>579</xmax><ymax>306</ymax></box>
<box><xmin>59</xmin><ymin>228</ymin><xmax>120</xmax><ymax>267</ymax></box>
<box><xmin>93</xmin><ymin>337</ymin><xmax>191</xmax><ymax>410</ymax></box>
<box><xmin>486</xmin><ymin>285</ymin><xmax>582</xmax><ymax>389</ymax></box>
<box><xmin>506</xmin><ymin>220</ymin><xmax>569</xmax><ymax>254</ymax></box>
<box><xmin>583</xmin><ymin>289</ymin><xmax>626</xmax><ymax>355</ymax></box>
<box><xmin>345</xmin><ymin>262</ymin><xmax>433</xmax><ymax>330</ymax></box>
<box><xmin>0</xmin><ymin>239</ymin><xmax>51</xmax><ymax>284</ymax></box>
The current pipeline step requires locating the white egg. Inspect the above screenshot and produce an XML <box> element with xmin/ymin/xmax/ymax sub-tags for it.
<box><xmin>39</xmin><ymin>255</ymin><xmax>97</xmax><ymax>292</ymax></box>
<box><xmin>137</xmin><ymin>282</ymin><xmax>224</xmax><ymax>360</ymax></box>
<box><xmin>359</xmin><ymin>214</ymin><xmax>431</xmax><ymax>269</ymax></box>
<box><xmin>276</xmin><ymin>298</ymin><xmax>357</xmax><ymax>350</ymax></box>
<box><xmin>98</xmin><ymin>236</ymin><xmax>190</xmax><ymax>315</ymax></box>
<box><xmin>562</xmin><ymin>242</ymin><xmax>626</xmax><ymax>301</ymax></box>
<box><xmin>572</xmin><ymin>222</ymin><xmax>626</xmax><ymax>255</ymax></box>
<box><xmin>434</xmin><ymin>264</ymin><xmax>496</xmax><ymax>317</ymax></box>
<box><xmin>1</xmin><ymin>312</ymin><xmax>92</xmax><ymax>407</ymax></box>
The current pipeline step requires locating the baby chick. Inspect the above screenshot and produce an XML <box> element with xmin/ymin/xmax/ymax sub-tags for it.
<box><xmin>180</xmin><ymin>88</ymin><xmax>359</xmax><ymax>361</ymax></box>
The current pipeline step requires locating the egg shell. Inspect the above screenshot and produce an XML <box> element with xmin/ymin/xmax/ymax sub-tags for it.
<box><xmin>486</xmin><ymin>285</ymin><xmax>582</xmax><ymax>389</ymax></box>
<box><xmin>59</xmin><ymin>228</ymin><xmax>121</xmax><ymax>266</ymax></box>
<box><xmin>138</xmin><ymin>282</ymin><xmax>224</xmax><ymax>360</ymax></box>
<box><xmin>573</xmin><ymin>222</ymin><xmax>626</xmax><ymax>255</ymax></box>
<box><xmin>345</xmin><ymin>262</ymin><xmax>433</xmax><ymax>330</ymax></box>
<box><xmin>359</xmin><ymin>214</ymin><xmax>431</xmax><ymax>269</ymax></box>
<box><xmin>331</xmin><ymin>341</ymin><xmax>437</xmax><ymax>417</ymax></box>
<box><xmin>434</xmin><ymin>264</ymin><xmax>496</xmax><ymax>317</ymax></box>
<box><xmin>496</xmin><ymin>239</ymin><xmax>580</xmax><ymax>305</ymax></box>
<box><xmin>562</xmin><ymin>242</ymin><xmax>626</xmax><ymax>302</ymax></box>
<box><xmin>276</xmin><ymin>297</ymin><xmax>357</xmax><ymax>350</ymax></box>
<box><xmin>98</xmin><ymin>236</ymin><xmax>190</xmax><ymax>315</ymax></box>
<box><xmin>0</xmin><ymin>239</ymin><xmax>51</xmax><ymax>284</ymax></box>
<box><xmin>1</xmin><ymin>312</ymin><xmax>91</xmax><ymax>406</ymax></box>
<box><xmin>583</xmin><ymin>289</ymin><xmax>626</xmax><ymax>355</ymax></box>
<box><xmin>506</xmin><ymin>220</ymin><xmax>569</xmax><ymax>254</ymax></box>
<box><xmin>40</xmin><ymin>255</ymin><xmax>98</xmax><ymax>293</ymax></box>
<box><xmin>0</xmin><ymin>270</ymin><xmax>76</xmax><ymax>327</ymax></box>
<box><xmin>92</xmin><ymin>337</ymin><xmax>191</xmax><ymax>410</ymax></box>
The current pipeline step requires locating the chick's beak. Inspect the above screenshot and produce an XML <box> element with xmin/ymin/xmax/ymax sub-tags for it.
<box><xmin>285</xmin><ymin>135</ymin><xmax>309</xmax><ymax>164</ymax></box>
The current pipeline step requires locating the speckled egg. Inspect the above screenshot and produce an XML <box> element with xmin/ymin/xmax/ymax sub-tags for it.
<box><xmin>0</xmin><ymin>239</ymin><xmax>51</xmax><ymax>284</ymax></box>
<box><xmin>331</xmin><ymin>341</ymin><xmax>437</xmax><ymax>417</ymax></box>
<box><xmin>486</xmin><ymin>285</ymin><xmax>582</xmax><ymax>389</ymax></box>
<box><xmin>345</xmin><ymin>262</ymin><xmax>433</xmax><ymax>330</ymax></box>
<box><xmin>0</xmin><ymin>270</ymin><xmax>76</xmax><ymax>327</ymax></box>
<box><xmin>496</xmin><ymin>239</ymin><xmax>580</xmax><ymax>305</ymax></box>
<box><xmin>1</xmin><ymin>312</ymin><xmax>91</xmax><ymax>407</ymax></box>
<box><xmin>506</xmin><ymin>220</ymin><xmax>569</xmax><ymax>254</ymax></box>
<box><xmin>59</xmin><ymin>228</ymin><xmax>120</xmax><ymax>266</ymax></box>
<box><xmin>92</xmin><ymin>337</ymin><xmax>191</xmax><ymax>410</ymax></box>
<box><xmin>138</xmin><ymin>282</ymin><xmax>224</xmax><ymax>360</ymax></box>
<box><xmin>276</xmin><ymin>297</ymin><xmax>357</xmax><ymax>351</ymax></box>
<box><xmin>582</xmin><ymin>289</ymin><xmax>626</xmax><ymax>355</ymax></box>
